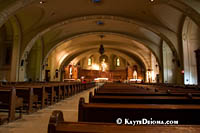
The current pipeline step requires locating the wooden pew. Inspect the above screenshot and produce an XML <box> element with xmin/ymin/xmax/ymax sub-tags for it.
<box><xmin>59</xmin><ymin>84</ymin><xmax>66</xmax><ymax>100</ymax></box>
<box><xmin>78</xmin><ymin>97</ymin><xmax>200</xmax><ymax>124</ymax></box>
<box><xmin>53</xmin><ymin>85</ymin><xmax>63</xmax><ymax>102</ymax></box>
<box><xmin>1</xmin><ymin>86</ymin><xmax>39</xmax><ymax>114</ymax></box>
<box><xmin>0</xmin><ymin>87</ymin><xmax>23</xmax><ymax>124</ymax></box>
<box><xmin>89</xmin><ymin>92</ymin><xmax>200</xmax><ymax>104</ymax></box>
<box><xmin>94</xmin><ymin>83</ymin><xmax>200</xmax><ymax>99</ymax></box>
<box><xmin>16</xmin><ymin>83</ymin><xmax>62</xmax><ymax>107</ymax></box>
<box><xmin>12</xmin><ymin>84</ymin><xmax>48</xmax><ymax>109</ymax></box>
<box><xmin>96</xmin><ymin>83</ymin><xmax>200</xmax><ymax>95</ymax></box>
<box><xmin>98</xmin><ymin>84</ymin><xmax>200</xmax><ymax>93</ymax></box>
<box><xmin>48</xmin><ymin>110</ymin><xmax>200</xmax><ymax>133</ymax></box>
<box><xmin>0</xmin><ymin>82</ymin><xmax>95</xmax><ymax>114</ymax></box>
<box><xmin>44</xmin><ymin>84</ymin><xmax>57</xmax><ymax>105</ymax></box>
<box><xmin>94</xmin><ymin>88</ymin><xmax>200</xmax><ymax>97</ymax></box>
<box><xmin>31</xmin><ymin>85</ymin><xmax>48</xmax><ymax>108</ymax></box>
<box><xmin>5</xmin><ymin>82</ymin><xmax>95</xmax><ymax>106</ymax></box>
<box><xmin>103</xmin><ymin>83</ymin><xmax>200</xmax><ymax>91</ymax></box>
<box><xmin>132</xmin><ymin>84</ymin><xmax>200</xmax><ymax>92</ymax></box>
<box><xmin>15</xmin><ymin>87</ymin><xmax>38</xmax><ymax>114</ymax></box>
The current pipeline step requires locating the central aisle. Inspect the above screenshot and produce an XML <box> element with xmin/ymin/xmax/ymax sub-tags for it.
<box><xmin>0</xmin><ymin>87</ymin><xmax>96</xmax><ymax>133</ymax></box>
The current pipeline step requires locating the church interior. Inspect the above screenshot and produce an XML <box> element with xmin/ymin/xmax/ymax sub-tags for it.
<box><xmin>0</xmin><ymin>0</ymin><xmax>200</xmax><ymax>132</ymax></box>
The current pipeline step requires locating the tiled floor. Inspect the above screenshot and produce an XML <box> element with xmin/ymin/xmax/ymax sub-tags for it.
<box><xmin>0</xmin><ymin>87</ymin><xmax>95</xmax><ymax>133</ymax></box>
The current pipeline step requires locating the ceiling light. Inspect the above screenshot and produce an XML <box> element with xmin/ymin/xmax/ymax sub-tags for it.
<box><xmin>40</xmin><ymin>1</ymin><xmax>45</xmax><ymax>4</ymax></box>
<box><xmin>92</xmin><ymin>0</ymin><xmax>101</xmax><ymax>3</ymax></box>
<box><xmin>149</xmin><ymin>0</ymin><xmax>155</xmax><ymax>2</ymax></box>
<box><xmin>96</xmin><ymin>21</ymin><xmax>104</xmax><ymax>25</ymax></box>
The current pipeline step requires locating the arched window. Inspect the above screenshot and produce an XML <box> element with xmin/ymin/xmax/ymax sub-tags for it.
<box><xmin>116</xmin><ymin>58</ymin><xmax>120</xmax><ymax>67</ymax></box>
<box><xmin>88</xmin><ymin>58</ymin><xmax>92</xmax><ymax>66</ymax></box>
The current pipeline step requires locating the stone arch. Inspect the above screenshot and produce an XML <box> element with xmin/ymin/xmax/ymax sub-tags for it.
<box><xmin>182</xmin><ymin>17</ymin><xmax>200</xmax><ymax>85</ymax></box>
<box><xmin>43</xmin><ymin>32</ymin><xmax>159</xmax><ymax>69</ymax></box>
<box><xmin>0</xmin><ymin>16</ymin><xmax>22</xmax><ymax>81</ymax></box>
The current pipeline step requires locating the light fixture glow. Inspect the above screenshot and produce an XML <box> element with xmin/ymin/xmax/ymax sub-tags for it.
<box><xmin>40</xmin><ymin>1</ymin><xmax>45</xmax><ymax>4</ymax></box>
<box><xmin>92</xmin><ymin>64</ymin><xmax>100</xmax><ymax>70</ymax></box>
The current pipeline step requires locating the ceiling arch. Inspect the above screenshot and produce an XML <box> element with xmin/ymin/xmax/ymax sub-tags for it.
<box><xmin>45</xmin><ymin>33</ymin><xmax>157</xmax><ymax>73</ymax></box>
<box><xmin>48</xmin><ymin>44</ymin><xmax>150</xmax><ymax>71</ymax></box>
<box><xmin>167</xmin><ymin>0</ymin><xmax>200</xmax><ymax>27</ymax></box>
<box><xmin>43</xmin><ymin>31</ymin><xmax>161</xmax><ymax>66</ymax></box>
<box><xmin>1</xmin><ymin>0</ymin><xmax>200</xmax><ymax>74</ymax></box>
<box><xmin>1</xmin><ymin>0</ymin><xmax>200</xmax><ymax>28</ymax></box>
<box><xmin>21</xmin><ymin>15</ymin><xmax>177</xmax><ymax>61</ymax></box>
<box><xmin>0</xmin><ymin>0</ymin><xmax>36</xmax><ymax>27</ymax></box>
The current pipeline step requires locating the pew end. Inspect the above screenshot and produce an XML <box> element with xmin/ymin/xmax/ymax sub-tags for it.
<box><xmin>78</xmin><ymin>97</ymin><xmax>85</xmax><ymax>121</ymax></box>
<box><xmin>0</xmin><ymin>87</ymin><xmax>23</xmax><ymax>124</ymax></box>
<box><xmin>155</xmin><ymin>89</ymin><xmax>159</xmax><ymax>92</ymax></box>
<box><xmin>187</xmin><ymin>93</ymin><xmax>193</xmax><ymax>99</ymax></box>
<box><xmin>167</xmin><ymin>89</ymin><xmax>171</xmax><ymax>94</ymax></box>
<box><xmin>48</xmin><ymin>110</ymin><xmax>64</xmax><ymax>133</ymax></box>
<box><xmin>89</xmin><ymin>92</ymin><xmax>93</xmax><ymax>103</ymax></box>
<box><xmin>94</xmin><ymin>88</ymin><xmax>98</xmax><ymax>95</ymax></box>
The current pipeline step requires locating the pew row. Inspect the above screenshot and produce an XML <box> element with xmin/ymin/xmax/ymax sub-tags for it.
<box><xmin>78</xmin><ymin>97</ymin><xmax>200</xmax><ymax>124</ymax></box>
<box><xmin>1</xmin><ymin>82</ymin><xmax>96</xmax><ymax>110</ymax></box>
<box><xmin>0</xmin><ymin>82</ymin><xmax>95</xmax><ymax>125</ymax></box>
<box><xmin>89</xmin><ymin>92</ymin><xmax>200</xmax><ymax>104</ymax></box>
<box><xmin>1</xmin><ymin>86</ymin><xmax>39</xmax><ymax>114</ymax></box>
<box><xmin>48</xmin><ymin>110</ymin><xmax>200</xmax><ymax>133</ymax></box>
<box><xmin>94</xmin><ymin>89</ymin><xmax>200</xmax><ymax>97</ymax></box>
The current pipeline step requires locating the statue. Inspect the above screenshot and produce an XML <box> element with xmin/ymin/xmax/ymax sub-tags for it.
<box><xmin>133</xmin><ymin>70</ymin><xmax>137</xmax><ymax>79</ymax></box>
<box><xmin>101</xmin><ymin>59</ymin><xmax>106</xmax><ymax>72</ymax></box>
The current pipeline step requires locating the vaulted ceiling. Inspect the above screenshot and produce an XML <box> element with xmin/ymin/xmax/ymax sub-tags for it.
<box><xmin>1</xmin><ymin>0</ymin><xmax>200</xmax><ymax>70</ymax></box>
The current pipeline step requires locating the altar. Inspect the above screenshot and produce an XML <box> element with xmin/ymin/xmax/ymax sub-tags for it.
<box><xmin>94</xmin><ymin>78</ymin><xmax>109</xmax><ymax>82</ymax></box>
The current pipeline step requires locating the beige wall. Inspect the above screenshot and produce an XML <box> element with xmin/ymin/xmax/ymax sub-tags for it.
<box><xmin>26</xmin><ymin>41</ymin><xmax>42</xmax><ymax>81</ymax></box>
<box><xmin>162</xmin><ymin>41</ymin><xmax>177</xmax><ymax>83</ymax></box>
<box><xmin>150</xmin><ymin>53</ymin><xmax>160</xmax><ymax>83</ymax></box>
<box><xmin>182</xmin><ymin>17</ymin><xmax>200</xmax><ymax>85</ymax></box>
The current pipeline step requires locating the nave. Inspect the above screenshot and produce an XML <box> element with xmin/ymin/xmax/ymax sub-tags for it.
<box><xmin>1</xmin><ymin>1</ymin><xmax>200</xmax><ymax>132</ymax></box>
<box><xmin>0</xmin><ymin>85</ymin><xmax>96</xmax><ymax>133</ymax></box>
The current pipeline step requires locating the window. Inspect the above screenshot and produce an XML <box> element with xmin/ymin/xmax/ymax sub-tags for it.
<box><xmin>88</xmin><ymin>58</ymin><xmax>92</xmax><ymax>66</ymax></box>
<box><xmin>116</xmin><ymin>58</ymin><xmax>120</xmax><ymax>67</ymax></box>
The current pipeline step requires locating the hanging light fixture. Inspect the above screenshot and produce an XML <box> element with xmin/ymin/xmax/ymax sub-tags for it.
<box><xmin>99</xmin><ymin>35</ymin><xmax>105</xmax><ymax>55</ymax></box>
